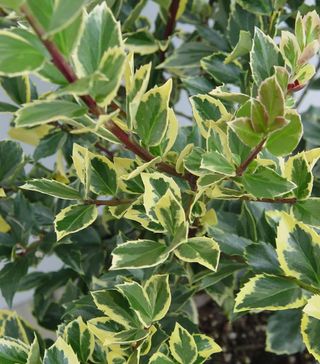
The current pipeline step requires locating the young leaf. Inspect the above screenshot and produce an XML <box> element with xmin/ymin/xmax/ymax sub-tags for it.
<box><xmin>258</xmin><ymin>75</ymin><xmax>285</xmax><ymax>128</ymax></box>
<box><xmin>234</xmin><ymin>274</ymin><xmax>305</xmax><ymax>312</ymax></box>
<box><xmin>169</xmin><ymin>323</ymin><xmax>198</xmax><ymax>364</ymax></box>
<box><xmin>15</xmin><ymin>100</ymin><xmax>87</xmax><ymax>128</ymax></box>
<box><xmin>111</xmin><ymin>240</ymin><xmax>169</xmax><ymax>270</ymax></box>
<box><xmin>135</xmin><ymin>79</ymin><xmax>172</xmax><ymax>146</ymax></box>
<box><xmin>43</xmin><ymin>337</ymin><xmax>80</xmax><ymax>364</ymax></box>
<box><xmin>54</xmin><ymin>204</ymin><xmax>98</xmax><ymax>241</ymax></box>
<box><xmin>229</xmin><ymin>117</ymin><xmax>264</xmax><ymax>147</ymax></box>
<box><xmin>250</xmin><ymin>27</ymin><xmax>284</xmax><ymax>85</ymax></box>
<box><xmin>242</xmin><ymin>166</ymin><xmax>296</xmax><ymax>198</ymax></box>
<box><xmin>175</xmin><ymin>237</ymin><xmax>220</xmax><ymax>272</ymax></box>
<box><xmin>266</xmin><ymin>110</ymin><xmax>302</xmax><ymax>156</ymax></box>
<box><xmin>21</xmin><ymin>179</ymin><xmax>82</xmax><ymax>200</ymax></box>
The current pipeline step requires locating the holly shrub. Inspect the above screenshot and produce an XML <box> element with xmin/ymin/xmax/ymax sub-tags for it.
<box><xmin>0</xmin><ymin>0</ymin><xmax>320</xmax><ymax>363</ymax></box>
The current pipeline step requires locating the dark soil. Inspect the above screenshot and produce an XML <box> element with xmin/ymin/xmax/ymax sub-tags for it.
<box><xmin>198</xmin><ymin>300</ymin><xmax>316</xmax><ymax>364</ymax></box>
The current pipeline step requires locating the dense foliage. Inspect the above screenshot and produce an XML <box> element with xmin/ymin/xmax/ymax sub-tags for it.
<box><xmin>1</xmin><ymin>0</ymin><xmax>320</xmax><ymax>363</ymax></box>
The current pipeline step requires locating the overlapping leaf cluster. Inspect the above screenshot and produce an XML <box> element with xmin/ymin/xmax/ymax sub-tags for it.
<box><xmin>0</xmin><ymin>0</ymin><xmax>320</xmax><ymax>363</ymax></box>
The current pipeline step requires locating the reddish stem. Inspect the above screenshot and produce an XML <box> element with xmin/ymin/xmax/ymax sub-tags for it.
<box><xmin>236</xmin><ymin>138</ymin><xmax>266</xmax><ymax>176</ymax></box>
<box><xmin>20</xmin><ymin>4</ymin><xmax>192</xmax><ymax>184</ymax></box>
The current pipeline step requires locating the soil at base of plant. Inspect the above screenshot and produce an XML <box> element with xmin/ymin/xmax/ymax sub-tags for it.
<box><xmin>198</xmin><ymin>300</ymin><xmax>316</xmax><ymax>364</ymax></box>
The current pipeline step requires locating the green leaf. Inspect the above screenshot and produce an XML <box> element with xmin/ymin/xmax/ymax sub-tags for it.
<box><xmin>64</xmin><ymin>317</ymin><xmax>95</xmax><ymax>362</ymax></box>
<box><xmin>201</xmin><ymin>151</ymin><xmax>235</xmax><ymax>176</ymax></box>
<box><xmin>193</xmin><ymin>334</ymin><xmax>222</xmax><ymax>361</ymax></box>
<box><xmin>135</xmin><ymin>79</ymin><xmax>172</xmax><ymax>146</ymax></box>
<box><xmin>284</xmin><ymin>154</ymin><xmax>312</xmax><ymax>200</ymax></box>
<box><xmin>149</xmin><ymin>352</ymin><xmax>175</xmax><ymax>363</ymax></box>
<box><xmin>26</xmin><ymin>0</ymin><xmax>85</xmax><ymax>36</ymax></box>
<box><xmin>0</xmin><ymin>30</ymin><xmax>46</xmax><ymax>76</ymax></box>
<box><xmin>0</xmin><ymin>140</ymin><xmax>24</xmax><ymax>183</ymax></box>
<box><xmin>53</xmin><ymin>12</ymin><xmax>84</xmax><ymax>57</ymax></box>
<box><xmin>27</xmin><ymin>335</ymin><xmax>42</xmax><ymax>364</ymax></box>
<box><xmin>15</xmin><ymin>100</ymin><xmax>87</xmax><ymax>128</ymax></box>
<box><xmin>266</xmin><ymin>309</ymin><xmax>304</xmax><ymax>355</ymax></box>
<box><xmin>0</xmin><ymin>101</ymin><xmax>18</xmax><ymax>113</ymax></box>
<box><xmin>125</xmin><ymin>30</ymin><xmax>159</xmax><ymax>55</ymax></box>
<box><xmin>229</xmin><ymin>117</ymin><xmax>264</xmax><ymax>147</ymax></box>
<box><xmin>175</xmin><ymin>237</ymin><xmax>220</xmax><ymax>272</ymax></box>
<box><xmin>304</xmin><ymin>295</ymin><xmax>320</xmax><ymax>320</ymax></box>
<box><xmin>54</xmin><ymin>204</ymin><xmax>98</xmax><ymax>241</ymax></box>
<box><xmin>201</xmin><ymin>53</ymin><xmax>242</xmax><ymax>85</ymax></box>
<box><xmin>235</xmin><ymin>0</ymin><xmax>273</xmax><ymax>15</ymax></box>
<box><xmin>154</xmin><ymin>189</ymin><xmax>185</xmax><ymax>237</ymax></box>
<box><xmin>169</xmin><ymin>323</ymin><xmax>198</xmax><ymax>364</ymax></box>
<box><xmin>91</xmin><ymin>47</ymin><xmax>126</xmax><ymax>107</ymax></box>
<box><xmin>245</xmin><ymin>241</ymin><xmax>282</xmax><ymax>275</ymax></box>
<box><xmin>91</xmin><ymin>290</ymin><xmax>141</xmax><ymax>328</ymax></box>
<box><xmin>276</xmin><ymin>213</ymin><xmax>320</xmax><ymax>287</ymax></box>
<box><xmin>90</xmin><ymin>156</ymin><xmax>118</xmax><ymax>195</ymax></box>
<box><xmin>87</xmin><ymin>317</ymin><xmax>149</xmax><ymax>345</ymax></box>
<box><xmin>111</xmin><ymin>240</ymin><xmax>169</xmax><ymax>270</ymax></box>
<box><xmin>234</xmin><ymin>274</ymin><xmax>305</xmax><ymax>312</ymax></box>
<box><xmin>242</xmin><ymin>166</ymin><xmax>296</xmax><ymax>198</ymax></box>
<box><xmin>158</xmin><ymin>42</ymin><xmax>212</xmax><ymax>69</ymax></box>
<box><xmin>43</xmin><ymin>337</ymin><xmax>80</xmax><ymax>364</ymax></box>
<box><xmin>292</xmin><ymin>198</ymin><xmax>320</xmax><ymax>228</ymax></box>
<box><xmin>117</xmin><ymin>282</ymin><xmax>153</xmax><ymax>327</ymax></box>
<box><xmin>250</xmin><ymin>28</ymin><xmax>284</xmax><ymax>85</ymax></box>
<box><xmin>144</xmin><ymin>274</ymin><xmax>171</xmax><ymax>322</ymax></box>
<box><xmin>280</xmin><ymin>31</ymin><xmax>300</xmax><ymax>71</ymax></box>
<box><xmin>21</xmin><ymin>179</ymin><xmax>82</xmax><ymax>200</ymax></box>
<box><xmin>225</xmin><ymin>30</ymin><xmax>252</xmax><ymax>63</ymax></box>
<box><xmin>76</xmin><ymin>3</ymin><xmax>122</xmax><ymax>76</ymax></box>
<box><xmin>0</xmin><ymin>0</ymin><xmax>24</xmax><ymax>9</ymax></box>
<box><xmin>0</xmin><ymin>337</ymin><xmax>28</xmax><ymax>364</ymax></box>
<box><xmin>266</xmin><ymin>110</ymin><xmax>302</xmax><ymax>156</ymax></box>
<box><xmin>301</xmin><ymin>312</ymin><xmax>320</xmax><ymax>362</ymax></box>
<box><xmin>33</xmin><ymin>131</ymin><xmax>67</xmax><ymax>161</ymax></box>
<box><xmin>0</xmin><ymin>259</ymin><xmax>28</xmax><ymax>307</ymax></box>
<box><xmin>190</xmin><ymin>94</ymin><xmax>229</xmax><ymax>138</ymax></box>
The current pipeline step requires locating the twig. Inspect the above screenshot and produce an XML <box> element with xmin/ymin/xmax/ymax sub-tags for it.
<box><xmin>236</xmin><ymin>138</ymin><xmax>266</xmax><ymax>176</ymax></box>
<box><xmin>85</xmin><ymin>199</ymin><xmax>135</xmax><ymax>206</ymax></box>
<box><xmin>160</xmin><ymin>0</ymin><xmax>180</xmax><ymax>61</ymax></box>
<box><xmin>20</xmin><ymin>4</ymin><xmax>194</xmax><ymax>186</ymax></box>
<box><xmin>240</xmin><ymin>196</ymin><xmax>297</xmax><ymax>204</ymax></box>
